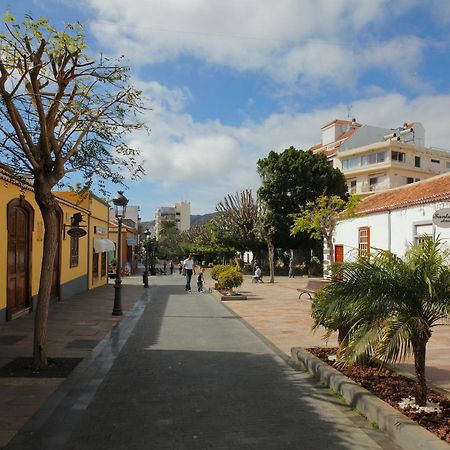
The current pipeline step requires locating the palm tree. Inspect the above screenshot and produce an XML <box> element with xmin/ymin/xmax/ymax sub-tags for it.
<box><xmin>312</xmin><ymin>238</ymin><xmax>450</xmax><ymax>406</ymax></box>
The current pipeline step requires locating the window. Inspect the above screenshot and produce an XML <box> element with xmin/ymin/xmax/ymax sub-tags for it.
<box><xmin>391</xmin><ymin>151</ymin><xmax>406</xmax><ymax>162</ymax></box>
<box><xmin>92</xmin><ymin>252</ymin><xmax>99</xmax><ymax>279</ymax></box>
<box><xmin>342</xmin><ymin>151</ymin><xmax>386</xmax><ymax>170</ymax></box>
<box><xmin>413</xmin><ymin>223</ymin><xmax>433</xmax><ymax>244</ymax></box>
<box><xmin>407</xmin><ymin>177</ymin><xmax>420</xmax><ymax>184</ymax></box>
<box><xmin>369</xmin><ymin>177</ymin><xmax>378</xmax><ymax>191</ymax></box>
<box><xmin>101</xmin><ymin>252</ymin><xmax>107</xmax><ymax>277</ymax></box>
<box><xmin>415</xmin><ymin>156</ymin><xmax>421</xmax><ymax>168</ymax></box>
<box><xmin>70</xmin><ymin>236</ymin><xmax>79</xmax><ymax>267</ymax></box>
<box><xmin>431</xmin><ymin>159</ymin><xmax>440</xmax><ymax>164</ymax></box>
<box><xmin>358</xmin><ymin>227</ymin><xmax>370</xmax><ymax>259</ymax></box>
<box><xmin>349</xmin><ymin>179</ymin><xmax>357</xmax><ymax>194</ymax></box>
<box><xmin>446</xmin><ymin>161</ymin><xmax>450</xmax><ymax>169</ymax></box>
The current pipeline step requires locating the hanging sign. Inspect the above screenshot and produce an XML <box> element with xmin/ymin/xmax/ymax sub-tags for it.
<box><xmin>67</xmin><ymin>227</ymin><xmax>87</xmax><ymax>238</ymax></box>
<box><xmin>432</xmin><ymin>208</ymin><xmax>450</xmax><ymax>228</ymax></box>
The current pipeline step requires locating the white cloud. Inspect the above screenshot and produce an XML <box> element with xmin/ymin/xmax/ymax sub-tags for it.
<box><xmin>83</xmin><ymin>0</ymin><xmax>428</xmax><ymax>87</ymax></box>
<box><xmin>128</xmin><ymin>81</ymin><xmax>450</xmax><ymax>214</ymax></box>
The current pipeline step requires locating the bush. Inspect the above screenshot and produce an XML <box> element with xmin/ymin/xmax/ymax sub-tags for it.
<box><xmin>210</xmin><ymin>264</ymin><xmax>229</xmax><ymax>281</ymax></box>
<box><xmin>217</xmin><ymin>266</ymin><xmax>243</xmax><ymax>292</ymax></box>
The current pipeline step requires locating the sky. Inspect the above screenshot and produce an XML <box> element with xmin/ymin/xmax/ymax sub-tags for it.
<box><xmin>4</xmin><ymin>0</ymin><xmax>450</xmax><ymax>219</ymax></box>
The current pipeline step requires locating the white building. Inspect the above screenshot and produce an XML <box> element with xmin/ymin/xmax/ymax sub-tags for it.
<box><xmin>325</xmin><ymin>173</ymin><xmax>450</xmax><ymax>277</ymax></box>
<box><xmin>310</xmin><ymin>119</ymin><xmax>450</xmax><ymax>195</ymax></box>
<box><xmin>155</xmin><ymin>201</ymin><xmax>190</xmax><ymax>238</ymax></box>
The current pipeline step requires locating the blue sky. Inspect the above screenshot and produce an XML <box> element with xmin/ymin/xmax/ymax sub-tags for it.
<box><xmin>5</xmin><ymin>0</ymin><xmax>450</xmax><ymax>219</ymax></box>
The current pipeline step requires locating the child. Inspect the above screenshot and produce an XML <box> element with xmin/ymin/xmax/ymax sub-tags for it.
<box><xmin>197</xmin><ymin>267</ymin><xmax>205</xmax><ymax>293</ymax></box>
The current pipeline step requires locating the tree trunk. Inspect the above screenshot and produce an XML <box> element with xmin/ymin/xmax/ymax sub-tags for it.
<box><xmin>33</xmin><ymin>181</ymin><xmax>60</xmax><ymax>370</ymax></box>
<box><xmin>413</xmin><ymin>340</ymin><xmax>428</xmax><ymax>406</ymax></box>
<box><xmin>326</xmin><ymin>234</ymin><xmax>334</xmax><ymax>266</ymax></box>
<box><xmin>267</xmin><ymin>238</ymin><xmax>275</xmax><ymax>283</ymax></box>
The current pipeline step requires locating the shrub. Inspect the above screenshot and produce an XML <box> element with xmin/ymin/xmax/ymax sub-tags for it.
<box><xmin>217</xmin><ymin>266</ymin><xmax>243</xmax><ymax>292</ymax></box>
<box><xmin>210</xmin><ymin>264</ymin><xmax>229</xmax><ymax>281</ymax></box>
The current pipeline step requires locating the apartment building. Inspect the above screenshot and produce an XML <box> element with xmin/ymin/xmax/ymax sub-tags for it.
<box><xmin>310</xmin><ymin>119</ymin><xmax>450</xmax><ymax>194</ymax></box>
<box><xmin>155</xmin><ymin>201</ymin><xmax>190</xmax><ymax>238</ymax></box>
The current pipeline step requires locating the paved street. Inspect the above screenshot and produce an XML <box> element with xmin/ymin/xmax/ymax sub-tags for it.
<box><xmin>6</xmin><ymin>275</ymin><xmax>398</xmax><ymax>450</ymax></box>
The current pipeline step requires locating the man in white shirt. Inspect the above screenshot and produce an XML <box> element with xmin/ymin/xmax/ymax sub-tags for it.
<box><xmin>182</xmin><ymin>255</ymin><xmax>195</xmax><ymax>292</ymax></box>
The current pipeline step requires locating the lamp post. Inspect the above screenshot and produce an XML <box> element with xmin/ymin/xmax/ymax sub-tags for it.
<box><xmin>143</xmin><ymin>228</ymin><xmax>151</xmax><ymax>288</ymax></box>
<box><xmin>112</xmin><ymin>191</ymin><xmax>128</xmax><ymax>316</ymax></box>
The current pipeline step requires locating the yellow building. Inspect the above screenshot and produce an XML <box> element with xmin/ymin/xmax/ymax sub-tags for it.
<box><xmin>1</xmin><ymin>164</ymin><xmax>113</xmax><ymax>323</ymax></box>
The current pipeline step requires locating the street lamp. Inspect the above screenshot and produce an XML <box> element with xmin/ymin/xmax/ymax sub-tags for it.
<box><xmin>112</xmin><ymin>191</ymin><xmax>128</xmax><ymax>316</ymax></box>
<box><xmin>143</xmin><ymin>228</ymin><xmax>151</xmax><ymax>288</ymax></box>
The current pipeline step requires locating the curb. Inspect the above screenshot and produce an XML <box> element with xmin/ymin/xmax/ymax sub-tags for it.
<box><xmin>209</xmin><ymin>288</ymin><xmax>247</xmax><ymax>301</ymax></box>
<box><xmin>291</xmin><ymin>347</ymin><xmax>449</xmax><ymax>450</ymax></box>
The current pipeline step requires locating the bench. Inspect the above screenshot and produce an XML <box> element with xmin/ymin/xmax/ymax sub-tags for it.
<box><xmin>297</xmin><ymin>279</ymin><xmax>330</xmax><ymax>299</ymax></box>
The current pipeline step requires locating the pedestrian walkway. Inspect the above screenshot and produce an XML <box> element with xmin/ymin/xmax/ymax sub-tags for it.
<box><xmin>0</xmin><ymin>276</ymin><xmax>145</xmax><ymax>449</ymax></box>
<box><xmin>5</xmin><ymin>275</ymin><xmax>399</xmax><ymax>449</ymax></box>
<box><xmin>213</xmin><ymin>273</ymin><xmax>450</xmax><ymax>395</ymax></box>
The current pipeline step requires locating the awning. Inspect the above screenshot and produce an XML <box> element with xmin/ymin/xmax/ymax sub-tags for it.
<box><xmin>93</xmin><ymin>238</ymin><xmax>116</xmax><ymax>253</ymax></box>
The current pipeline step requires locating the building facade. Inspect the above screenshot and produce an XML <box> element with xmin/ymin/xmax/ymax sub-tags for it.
<box><xmin>1</xmin><ymin>166</ymin><xmax>113</xmax><ymax>324</ymax></box>
<box><xmin>155</xmin><ymin>201</ymin><xmax>190</xmax><ymax>238</ymax></box>
<box><xmin>310</xmin><ymin>119</ymin><xmax>450</xmax><ymax>195</ymax></box>
<box><xmin>324</xmin><ymin>173</ymin><xmax>450</xmax><ymax>277</ymax></box>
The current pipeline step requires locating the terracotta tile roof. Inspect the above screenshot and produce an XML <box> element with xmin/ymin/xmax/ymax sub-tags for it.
<box><xmin>353</xmin><ymin>173</ymin><xmax>450</xmax><ymax>215</ymax></box>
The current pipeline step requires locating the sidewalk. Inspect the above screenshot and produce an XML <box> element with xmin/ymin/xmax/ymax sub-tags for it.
<box><xmin>211</xmin><ymin>273</ymin><xmax>450</xmax><ymax>395</ymax></box>
<box><xmin>6</xmin><ymin>276</ymin><xmax>398</xmax><ymax>450</ymax></box>
<box><xmin>0</xmin><ymin>271</ymin><xmax>448</xmax><ymax>448</ymax></box>
<box><xmin>0</xmin><ymin>275</ymin><xmax>146</xmax><ymax>448</ymax></box>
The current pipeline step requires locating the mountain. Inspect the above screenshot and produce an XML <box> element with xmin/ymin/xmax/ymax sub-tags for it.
<box><xmin>190</xmin><ymin>212</ymin><xmax>216</xmax><ymax>227</ymax></box>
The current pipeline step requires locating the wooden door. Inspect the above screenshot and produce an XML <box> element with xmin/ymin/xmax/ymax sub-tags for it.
<box><xmin>334</xmin><ymin>245</ymin><xmax>344</xmax><ymax>263</ymax></box>
<box><xmin>7</xmin><ymin>203</ymin><xmax>31</xmax><ymax>320</ymax></box>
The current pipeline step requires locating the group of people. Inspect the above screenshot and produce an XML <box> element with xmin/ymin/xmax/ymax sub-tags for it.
<box><xmin>181</xmin><ymin>254</ymin><xmax>205</xmax><ymax>293</ymax></box>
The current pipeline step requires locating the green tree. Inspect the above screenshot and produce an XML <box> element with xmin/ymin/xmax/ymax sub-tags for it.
<box><xmin>313</xmin><ymin>238</ymin><xmax>450</xmax><ymax>406</ymax></box>
<box><xmin>0</xmin><ymin>15</ymin><xmax>145</xmax><ymax>369</ymax></box>
<box><xmin>157</xmin><ymin>221</ymin><xmax>182</xmax><ymax>259</ymax></box>
<box><xmin>291</xmin><ymin>195</ymin><xmax>360</xmax><ymax>266</ymax></box>
<box><xmin>257</xmin><ymin>147</ymin><xmax>348</xmax><ymax>252</ymax></box>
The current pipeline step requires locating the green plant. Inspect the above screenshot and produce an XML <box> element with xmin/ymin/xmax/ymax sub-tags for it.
<box><xmin>210</xmin><ymin>264</ymin><xmax>229</xmax><ymax>281</ymax></box>
<box><xmin>217</xmin><ymin>267</ymin><xmax>244</xmax><ymax>293</ymax></box>
<box><xmin>312</xmin><ymin>238</ymin><xmax>450</xmax><ymax>406</ymax></box>
<box><xmin>370</xmin><ymin>421</ymin><xmax>379</xmax><ymax>430</ymax></box>
<box><xmin>308</xmin><ymin>256</ymin><xmax>322</xmax><ymax>276</ymax></box>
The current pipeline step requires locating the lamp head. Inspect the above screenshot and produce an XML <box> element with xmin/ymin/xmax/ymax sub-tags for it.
<box><xmin>113</xmin><ymin>191</ymin><xmax>129</xmax><ymax>219</ymax></box>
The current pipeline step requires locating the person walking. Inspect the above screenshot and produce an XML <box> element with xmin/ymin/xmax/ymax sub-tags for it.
<box><xmin>288</xmin><ymin>258</ymin><xmax>295</xmax><ymax>278</ymax></box>
<box><xmin>197</xmin><ymin>267</ymin><xmax>205</xmax><ymax>293</ymax></box>
<box><xmin>178</xmin><ymin>261</ymin><xmax>183</xmax><ymax>274</ymax></box>
<box><xmin>182</xmin><ymin>255</ymin><xmax>195</xmax><ymax>292</ymax></box>
<box><xmin>169</xmin><ymin>260</ymin><xmax>174</xmax><ymax>275</ymax></box>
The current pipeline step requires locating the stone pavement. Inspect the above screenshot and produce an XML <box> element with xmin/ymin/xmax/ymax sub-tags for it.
<box><xmin>0</xmin><ymin>276</ymin><xmax>144</xmax><ymax>449</ymax></box>
<box><xmin>3</xmin><ymin>273</ymin><xmax>401</xmax><ymax>449</ymax></box>
<box><xmin>214</xmin><ymin>273</ymin><xmax>450</xmax><ymax>396</ymax></box>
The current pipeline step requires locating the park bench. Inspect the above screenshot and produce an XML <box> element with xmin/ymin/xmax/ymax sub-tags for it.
<box><xmin>297</xmin><ymin>279</ymin><xmax>330</xmax><ymax>299</ymax></box>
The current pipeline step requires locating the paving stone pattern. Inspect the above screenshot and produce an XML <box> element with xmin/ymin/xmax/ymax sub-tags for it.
<box><xmin>56</xmin><ymin>279</ymin><xmax>396</xmax><ymax>449</ymax></box>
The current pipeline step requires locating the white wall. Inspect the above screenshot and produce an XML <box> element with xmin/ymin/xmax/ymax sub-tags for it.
<box><xmin>334</xmin><ymin>201</ymin><xmax>450</xmax><ymax>262</ymax></box>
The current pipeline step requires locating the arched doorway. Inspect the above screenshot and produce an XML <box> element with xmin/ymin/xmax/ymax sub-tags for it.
<box><xmin>7</xmin><ymin>199</ymin><xmax>34</xmax><ymax>320</ymax></box>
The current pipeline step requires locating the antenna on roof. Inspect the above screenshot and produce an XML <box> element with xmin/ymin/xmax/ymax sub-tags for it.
<box><xmin>346</xmin><ymin>104</ymin><xmax>353</xmax><ymax>120</ymax></box>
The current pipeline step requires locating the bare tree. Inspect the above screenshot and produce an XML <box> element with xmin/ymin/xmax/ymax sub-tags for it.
<box><xmin>215</xmin><ymin>189</ymin><xmax>275</xmax><ymax>282</ymax></box>
<box><xmin>0</xmin><ymin>14</ymin><xmax>146</xmax><ymax>369</ymax></box>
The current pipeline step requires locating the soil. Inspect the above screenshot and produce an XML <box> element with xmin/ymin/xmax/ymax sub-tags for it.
<box><xmin>0</xmin><ymin>357</ymin><xmax>82</xmax><ymax>378</ymax></box>
<box><xmin>307</xmin><ymin>347</ymin><xmax>450</xmax><ymax>443</ymax></box>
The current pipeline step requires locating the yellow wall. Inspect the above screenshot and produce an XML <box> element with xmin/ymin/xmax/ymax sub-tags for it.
<box><xmin>54</xmin><ymin>192</ymin><xmax>111</xmax><ymax>289</ymax></box>
<box><xmin>1</xmin><ymin>178</ymin><xmax>90</xmax><ymax>314</ymax></box>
